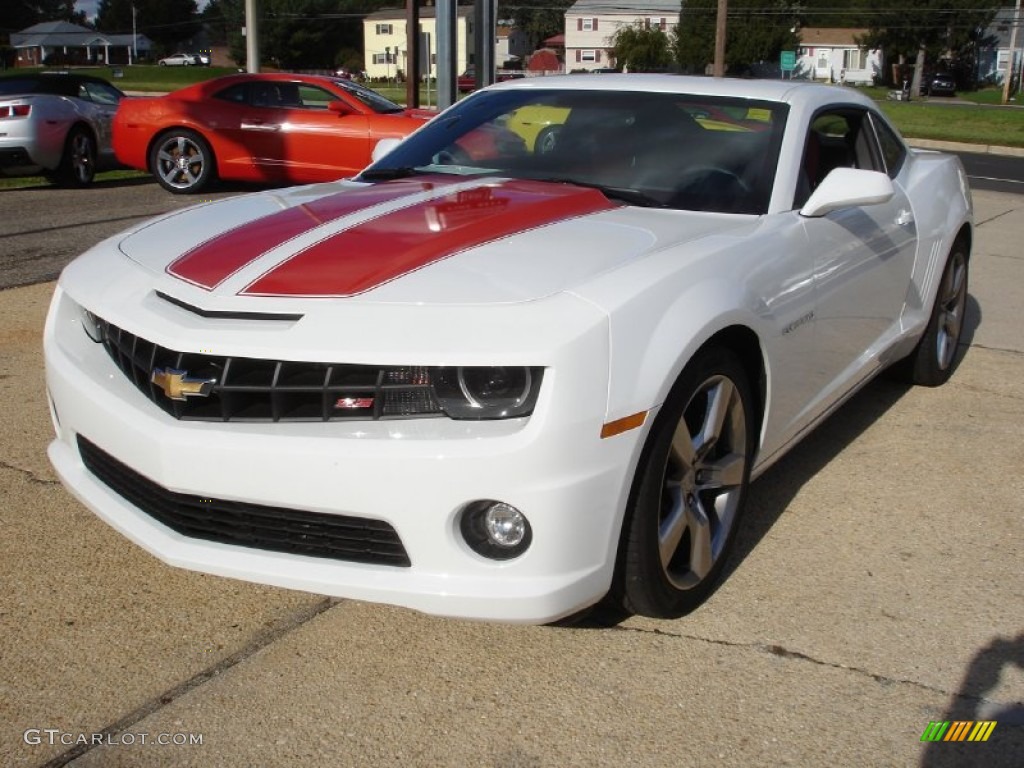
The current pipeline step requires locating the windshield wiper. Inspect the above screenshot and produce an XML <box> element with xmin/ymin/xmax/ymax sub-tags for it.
<box><xmin>529</xmin><ymin>177</ymin><xmax>665</xmax><ymax>208</ymax></box>
<box><xmin>358</xmin><ymin>167</ymin><xmax>424</xmax><ymax>181</ymax></box>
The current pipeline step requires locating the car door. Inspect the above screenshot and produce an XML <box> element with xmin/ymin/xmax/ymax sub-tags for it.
<box><xmin>78</xmin><ymin>80</ymin><xmax>122</xmax><ymax>163</ymax></box>
<box><xmin>236</xmin><ymin>81</ymin><xmax>372</xmax><ymax>182</ymax></box>
<box><xmin>797</xmin><ymin>108</ymin><xmax>917</xmax><ymax>402</ymax></box>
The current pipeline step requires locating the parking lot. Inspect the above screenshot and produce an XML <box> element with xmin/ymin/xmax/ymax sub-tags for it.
<box><xmin>1</xmin><ymin>179</ymin><xmax>1021</xmax><ymax>767</ymax></box>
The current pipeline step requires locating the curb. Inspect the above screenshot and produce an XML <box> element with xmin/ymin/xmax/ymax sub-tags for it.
<box><xmin>907</xmin><ymin>138</ymin><xmax>1024</xmax><ymax>158</ymax></box>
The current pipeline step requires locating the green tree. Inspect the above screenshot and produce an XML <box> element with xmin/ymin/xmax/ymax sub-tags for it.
<box><xmin>856</xmin><ymin>0</ymin><xmax>997</xmax><ymax>93</ymax></box>
<box><xmin>675</xmin><ymin>0</ymin><xmax>800</xmax><ymax>75</ymax></box>
<box><xmin>498</xmin><ymin>0</ymin><xmax>572</xmax><ymax>50</ymax></box>
<box><xmin>96</xmin><ymin>0</ymin><xmax>200</xmax><ymax>51</ymax></box>
<box><xmin>611</xmin><ymin>22</ymin><xmax>673</xmax><ymax>72</ymax></box>
<box><xmin>5</xmin><ymin>0</ymin><xmax>84</xmax><ymax>36</ymax></box>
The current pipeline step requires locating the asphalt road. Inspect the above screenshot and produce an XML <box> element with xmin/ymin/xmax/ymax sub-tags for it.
<box><xmin>956</xmin><ymin>151</ymin><xmax>1024</xmax><ymax>194</ymax></box>
<box><xmin>0</xmin><ymin>177</ymin><xmax>1021</xmax><ymax>768</ymax></box>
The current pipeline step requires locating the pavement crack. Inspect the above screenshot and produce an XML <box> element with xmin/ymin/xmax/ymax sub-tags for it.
<box><xmin>36</xmin><ymin>597</ymin><xmax>342</xmax><ymax>768</ymax></box>
<box><xmin>968</xmin><ymin>342</ymin><xmax>1024</xmax><ymax>357</ymax></box>
<box><xmin>0</xmin><ymin>460</ymin><xmax>61</xmax><ymax>486</ymax></box>
<box><xmin>974</xmin><ymin>208</ymin><xmax>1020</xmax><ymax>228</ymax></box>
<box><xmin>614</xmin><ymin>625</ymin><xmax>1000</xmax><ymax>707</ymax></box>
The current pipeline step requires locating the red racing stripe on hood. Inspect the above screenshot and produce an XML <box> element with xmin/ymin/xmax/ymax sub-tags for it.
<box><xmin>167</xmin><ymin>179</ymin><xmax>464</xmax><ymax>289</ymax></box>
<box><xmin>241</xmin><ymin>180</ymin><xmax>615</xmax><ymax>297</ymax></box>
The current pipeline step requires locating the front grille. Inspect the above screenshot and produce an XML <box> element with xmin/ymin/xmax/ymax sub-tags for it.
<box><xmin>92</xmin><ymin>315</ymin><xmax>441</xmax><ymax>422</ymax></box>
<box><xmin>78</xmin><ymin>435</ymin><xmax>411</xmax><ymax>567</ymax></box>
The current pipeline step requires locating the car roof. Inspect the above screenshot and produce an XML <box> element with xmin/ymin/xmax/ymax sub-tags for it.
<box><xmin>491</xmin><ymin>73</ymin><xmax>876</xmax><ymax>110</ymax></box>
<box><xmin>0</xmin><ymin>71</ymin><xmax>117</xmax><ymax>96</ymax></box>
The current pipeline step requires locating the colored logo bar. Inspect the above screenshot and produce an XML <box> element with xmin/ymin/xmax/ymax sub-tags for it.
<box><xmin>921</xmin><ymin>721</ymin><xmax>997</xmax><ymax>742</ymax></box>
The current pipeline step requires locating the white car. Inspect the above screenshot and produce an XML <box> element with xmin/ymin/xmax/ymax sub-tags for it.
<box><xmin>0</xmin><ymin>72</ymin><xmax>124</xmax><ymax>185</ymax></box>
<box><xmin>158</xmin><ymin>53</ymin><xmax>198</xmax><ymax>66</ymax></box>
<box><xmin>44</xmin><ymin>75</ymin><xmax>972</xmax><ymax>623</ymax></box>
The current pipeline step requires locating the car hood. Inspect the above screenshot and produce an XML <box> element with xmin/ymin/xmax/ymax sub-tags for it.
<box><xmin>118</xmin><ymin>176</ymin><xmax>756</xmax><ymax>306</ymax></box>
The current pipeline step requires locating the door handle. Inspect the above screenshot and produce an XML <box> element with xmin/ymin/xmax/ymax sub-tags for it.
<box><xmin>240</xmin><ymin>120</ymin><xmax>279</xmax><ymax>132</ymax></box>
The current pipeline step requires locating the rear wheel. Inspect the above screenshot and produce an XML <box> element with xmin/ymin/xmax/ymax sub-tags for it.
<box><xmin>894</xmin><ymin>244</ymin><xmax>968</xmax><ymax>386</ymax></box>
<box><xmin>55</xmin><ymin>127</ymin><xmax>96</xmax><ymax>187</ymax></box>
<box><xmin>150</xmin><ymin>129</ymin><xmax>215</xmax><ymax>194</ymax></box>
<box><xmin>614</xmin><ymin>347</ymin><xmax>755</xmax><ymax>618</ymax></box>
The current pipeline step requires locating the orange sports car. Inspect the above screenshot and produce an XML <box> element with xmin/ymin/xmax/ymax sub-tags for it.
<box><xmin>114</xmin><ymin>73</ymin><xmax>434</xmax><ymax>193</ymax></box>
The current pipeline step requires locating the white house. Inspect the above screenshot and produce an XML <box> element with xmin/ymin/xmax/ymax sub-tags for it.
<box><xmin>564</xmin><ymin>0</ymin><xmax>680</xmax><ymax>72</ymax></box>
<box><xmin>11</xmin><ymin>21</ymin><xmax>153</xmax><ymax>67</ymax></box>
<box><xmin>363</xmin><ymin>6</ymin><xmax>476</xmax><ymax>80</ymax></box>
<box><xmin>795</xmin><ymin>28</ymin><xmax>882</xmax><ymax>85</ymax></box>
<box><xmin>979</xmin><ymin>8</ymin><xmax>1024</xmax><ymax>86</ymax></box>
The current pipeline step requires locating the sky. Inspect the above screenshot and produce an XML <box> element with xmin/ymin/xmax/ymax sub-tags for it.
<box><xmin>75</xmin><ymin>0</ymin><xmax>209</xmax><ymax>23</ymax></box>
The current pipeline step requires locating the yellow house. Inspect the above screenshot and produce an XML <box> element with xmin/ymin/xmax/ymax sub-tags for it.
<box><xmin>363</xmin><ymin>6</ymin><xmax>475</xmax><ymax>80</ymax></box>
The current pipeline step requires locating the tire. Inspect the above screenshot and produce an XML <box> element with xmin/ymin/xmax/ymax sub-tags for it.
<box><xmin>894</xmin><ymin>244</ymin><xmax>969</xmax><ymax>387</ymax></box>
<box><xmin>150</xmin><ymin>129</ymin><xmax>215</xmax><ymax>194</ymax></box>
<box><xmin>55</xmin><ymin>127</ymin><xmax>96</xmax><ymax>187</ymax></box>
<box><xmin>613</xmin><ymin>347</ymin><xmax>755</xmax><ymax>618</ymax></box>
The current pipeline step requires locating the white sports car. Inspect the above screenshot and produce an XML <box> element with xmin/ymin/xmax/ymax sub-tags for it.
<box><xmin>44</xmin><ymin>75</ymin><xmax>972</xmax><ymax>624</ymax></box>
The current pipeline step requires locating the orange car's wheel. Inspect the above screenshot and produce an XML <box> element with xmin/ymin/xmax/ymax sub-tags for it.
<box><xmin>150</xmin><ymin>129</ymin><xmax>215</xmax><ymax>194</ymax></box>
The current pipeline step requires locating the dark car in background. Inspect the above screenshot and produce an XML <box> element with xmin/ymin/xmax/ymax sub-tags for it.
<box><xmin>925</xmin><ymin>72</ymin><xmax>956</xmax><ymax>97</ymax></box>
<box><xmin>457</xmin><ymin>69</ymin><xmax>526</xmax><ymax>93</ymax></box>
<box><xmin>0</xmin><ymin>72</ymin><xmax>124</xmax><ymax>186</ymax></box>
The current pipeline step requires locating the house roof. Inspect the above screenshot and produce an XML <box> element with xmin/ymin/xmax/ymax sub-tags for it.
<box><xmin>11</xmin><ymin>21</ymin><xmax>151</xmax><ymax>50</ymax></box>
<box><xmin>799</xmin><ymin>28</ymin><xmax>870</xmax><ymax>48</ymax></box>
<box><xmin>567</xmin><ymin>0</ymin><xmax>681</xmax><ymax>14</ymax></box>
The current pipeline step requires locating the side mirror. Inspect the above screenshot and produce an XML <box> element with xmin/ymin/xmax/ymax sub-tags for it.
<box><xmin>327</xmin><ymin>100</ymin><xmax>354</xmax><ymax>116</ymax></box>
<box><xmin>800</xmin><ymin>167</ymin><xmax>895</xmax><ymax>218</ymax></box>
<box><xmin>371</xmin><ymin>138</ymin><xmax>403</xmax><ymax>163</ymax></box>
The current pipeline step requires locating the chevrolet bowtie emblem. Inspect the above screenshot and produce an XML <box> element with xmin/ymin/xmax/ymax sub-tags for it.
<box><xmin>151</xmin><ymin>368</ymin><xmax>217</xmax><ymax>401</ymax></box>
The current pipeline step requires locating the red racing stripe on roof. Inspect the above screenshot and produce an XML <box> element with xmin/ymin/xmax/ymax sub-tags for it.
<box><xmin>241</xmin><ymin>180</ymin><xmax>615</xmax><ymax>297</ymax></box>
<box><xmin>166</xmin><ymin>179</ymin><xmax>461</xmax><ymax>289</ymax></box>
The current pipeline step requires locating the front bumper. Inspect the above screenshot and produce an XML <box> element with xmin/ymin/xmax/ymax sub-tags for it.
<box><xmin>45</xmin><ymin>278</ymin><xmax>646</xmax><ymax>624</ymax></box>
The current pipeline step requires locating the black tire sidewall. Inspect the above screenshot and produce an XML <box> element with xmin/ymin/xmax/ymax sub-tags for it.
<box><xmin>150</xmin><ymin>130</ymin><xmax>214</xmax><ymax>194</ymax></box>
<box><xmin>616</xmin><ymin>347</ymin><xmax>755</xmax><ymax>618</ymax></box>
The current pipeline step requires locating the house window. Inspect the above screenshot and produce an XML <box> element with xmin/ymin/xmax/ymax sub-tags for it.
<box><xmin>843</xmin><ymin>49</ymin><xmax>867</xmax><ymax>70</ymax></box>
<box><xmin>817</xmin><ymin>51</ymin><xmax>829</xmax><ymax>70</ymax></box>
<box><xmin>645</xmin><ymin>17</ymin><xmax>667</xmax><ymax>30</ymax></box>
<box><xmin>375</xmin><ymin>23</ymin><xmax>393</xmax><ymax>35</ymax></box>
<box><xmin>581</xmin><ymin>49</ymin><xmax>598</xmax><ymax>62</ymax></box>
<box><xmin>579</xmin><ymin>18</ymin><xmax>598</xmax><ymax>31</ymax></box>
<box><xmin>372</xmin><ymin>53</ymin><xmax>390</xmax><ymax>65</ymax></box>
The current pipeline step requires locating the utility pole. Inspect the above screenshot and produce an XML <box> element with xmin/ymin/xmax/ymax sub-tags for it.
<box><xmin>1003</xmin><ymin>0</ymin><xmax>1021</xmax><ymax>104</ymax></box>
<box><xmin>713</xmin><ymin>0</ymin><xmax>727</xmax><ymax>77</ymax></box>
<box><xmin>244</xmin><ymin>0</ymin><xmax>259</xmax><ymax>73</ymax></box>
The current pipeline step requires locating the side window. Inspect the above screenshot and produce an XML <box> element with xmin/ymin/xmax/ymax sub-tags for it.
<box><xmin>870</xmin><ymin>114</ymin><xmax>907</xmax><ymax>178</ymax></box>
<box><xmin>795</xmin><ymin>109</ymin><xmax>883</xmax><ymax>208</ymax></box>
<box><xmin>295</xmin><ymin>85</ymin><xmax>336</xmax><ymax>110</ymax></box>
<box><xmin>82</xmin><ymin>82</ymin><xmax>122</xmax><ymax>105</ymax></box>
<box><xmin>214</xmin><ymin>83</ymin><xmax>249</xmax><ymax>104</ymax></box>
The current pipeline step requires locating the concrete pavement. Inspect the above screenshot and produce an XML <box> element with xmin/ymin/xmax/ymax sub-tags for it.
<box><xmin>1</xmin><ymin>190</ymin><xmax>1021</xmax><ymax>767</ymax></box>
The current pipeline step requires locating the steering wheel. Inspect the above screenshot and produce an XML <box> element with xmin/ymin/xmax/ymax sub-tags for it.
<box><xmin>668</xmin><ymin>165</ymin><xmax>751</xmax><ymax>213</ymax></box>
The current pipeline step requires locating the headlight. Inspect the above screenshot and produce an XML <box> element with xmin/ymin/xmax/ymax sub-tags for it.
<box><xmin>431</xmin><ymin>366</ymin><xmax>543</xmax><ymax>420</ymax></box>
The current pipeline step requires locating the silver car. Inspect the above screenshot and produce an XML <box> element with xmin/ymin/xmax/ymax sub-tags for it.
<box><xmin>0</xmin><ymin>72</ymin><xmax>124</xmax><ymax>186</ymax></box>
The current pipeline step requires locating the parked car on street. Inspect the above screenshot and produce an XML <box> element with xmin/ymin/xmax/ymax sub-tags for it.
<box><xmin>158</xmin><ymin>53</ymin><xmax>200</xmax><ymax>66</ymax></box>
<box><xmin>457</xmin><ymin>68</ymin><xmax>525</xmax><ymax>93</ymax></box>
<box><xmin>113</xmin><ymin>73</ymin><xmax>434</xmax><ymax>193</ymax></box>
<box><xmin>47</xmin><ymin>75</ymin><xmax>972</xmax><ymax>623</ymax></box>
<box><xmin>0</xmin><ymin>72</ymin><xmax>124</xmax><ymax>186</ymax></box>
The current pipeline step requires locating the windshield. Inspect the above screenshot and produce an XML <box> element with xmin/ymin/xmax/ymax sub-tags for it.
<box><xmin>361</xmin><ymin>89</ymin><xmax>787</xmax><ymax>214</ymax></box>
<box><xmin>330</xmin><ymin>78</ymin><xmax>404</xmax><ymax>114</ymax></box>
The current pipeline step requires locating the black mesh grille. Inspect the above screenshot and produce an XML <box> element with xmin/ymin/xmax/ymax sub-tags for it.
<box><xmin>77</xmin><ymin>435</ymin><xmax>411</xmax><ymax>567</ymax></box>
<box><xmin>91</xmin><ymin>316</ymin><xmax>440</xmax><ymax>422</ymax></box>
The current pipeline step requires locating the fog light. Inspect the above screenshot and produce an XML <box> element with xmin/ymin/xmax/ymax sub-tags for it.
<box><xmin>460</xmin><ymin>500</ymin><xmax>532</xmax><ymax>560</ymax></box>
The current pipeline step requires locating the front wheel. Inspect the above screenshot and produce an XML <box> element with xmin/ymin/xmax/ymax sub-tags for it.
<box><xmin>150</xmin><ymin>129</ymin><xmax>215</xmax><ymax>194</ymax></box>
<box><xmin>893</xmin><ymin>244</ymin><xmax>969</xmax><ymax>386</ymax></box>
<box><xmin>613</xmin><ymin>347</ymin><xmax>755</xmax><ymax>618</ymax></box>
